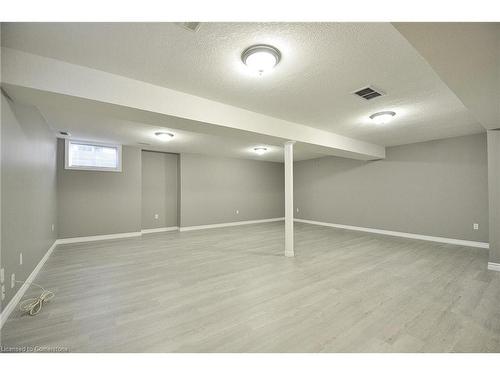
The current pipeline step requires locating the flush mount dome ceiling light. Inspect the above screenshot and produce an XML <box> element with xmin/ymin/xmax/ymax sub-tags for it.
<box><xmin>154</xmin><ymin>131</ymin><xmax>174</xmax><ymax>140</ymax></box>
<box><xmin>369</xmin><ymin>111</ymin><xmax>396</xmax><ymax>125</ymax></box>
<box><xmin>253</xmin><ymin>147</ymin><xmax>268</xmax><ymax>155</ymax></box>
<box><xmin>242</xmin><ymin>45</ymin><xmax>281</xmax><ymax>75</ymax></box>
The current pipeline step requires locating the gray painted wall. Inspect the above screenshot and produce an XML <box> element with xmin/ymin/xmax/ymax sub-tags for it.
<box><xmin>295</xmin><ymin>134</ymin><xmax>489</xmax><ymax>242</ymax></box>
<box><xmin>141</xmin><ymin>151</ymin><xmax>178</xmax><ymax>229</ymax></box>
<box><xmin>179</xmin><ymin>154</ymin><xmax>284</xmax><ymax>227</ymax></box>
<box><xmin>487</xmin><ymin>130</ymin><xmax>500</xmax><ymax>263</ymax></box>
<box><xmin>1</xmin><ymin>95</ymin><xmax>57</xmax><ymax>311</ymax></box>
<box><xmin>57</xmin><ymin>139</ymin><xmax>142</xmax><ymax>238</ymax></box>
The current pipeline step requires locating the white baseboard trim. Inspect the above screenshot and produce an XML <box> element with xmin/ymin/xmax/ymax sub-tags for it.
<box><xmin>0</xmin><ymin>239</ymin><xmax>58</xmax><ymax>328</ymax></box>
<box><xmin>294</xmin><ymin>219</ymin><xmax>490</xmax><ymax>249</ymax></box>
<box><xmin>180</xmin><ymin>217</ymin><xmax>285</xmax><ymax>232</ymax></box>
<box><xmin>56</xmin><ymin>231</ymin><xmax>142</xmax><ymax>244</ymax></box>
<box><xmin>488</xmin><ymin>262</ymin><xmax>500</xmax><ymax>272</ymax></box>
<box><xmin>141</xmin><ymin>226</ymin><xmax>179</xmax><ymax>234</ymax></box>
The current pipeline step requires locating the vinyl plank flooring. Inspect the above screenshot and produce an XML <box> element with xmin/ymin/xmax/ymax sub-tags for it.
<box><xmin>1</xmin><ymin>222</ymin><xmax>499</xmax><ymax>352</ymax></box>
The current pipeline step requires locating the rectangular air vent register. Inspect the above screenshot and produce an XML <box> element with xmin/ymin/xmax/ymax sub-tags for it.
<box><xmin>353</xmin><ymin>86</ymin><xmax>385</xmax><ymax>100</ymax></box>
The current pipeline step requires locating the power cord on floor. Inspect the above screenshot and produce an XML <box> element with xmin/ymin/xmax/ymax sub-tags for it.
<box><xmin>15</xmin><ymin>281</ymin><xmax>55</xmax><ymax>316</ymax></box>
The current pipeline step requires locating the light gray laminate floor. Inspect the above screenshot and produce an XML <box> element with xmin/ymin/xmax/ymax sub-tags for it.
<box><xmin>1</xmin><ymin>222</ymin><xmax>500</xmax><ymax>352</ymax></box>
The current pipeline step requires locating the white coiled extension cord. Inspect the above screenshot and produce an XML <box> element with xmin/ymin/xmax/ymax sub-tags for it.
<box><xmin>16</xmin><ymin>281</ymin><xmax>55</xmax><ymax>316</ymax></box>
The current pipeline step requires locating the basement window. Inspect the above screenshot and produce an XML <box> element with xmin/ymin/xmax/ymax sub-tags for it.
<box><xmin>65</xmin><ymin>139</ymin><xmax>122</xmax><ymax>172</ymax></box>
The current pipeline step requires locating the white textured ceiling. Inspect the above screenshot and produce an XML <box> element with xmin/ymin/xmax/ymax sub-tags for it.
<box><xmin>393</xmin><ymin>23</ymin><xmax>500</xmax><ymax>131</ymax></box>
<box><xmin>1</xmin><ymin>22</ymin><xmax>485</xmax><ymax>150</ymax></box>
<box><xmin>38</xmin><ymin>106</ymin><xmax>324</xmax><ymax>162</ymax></box>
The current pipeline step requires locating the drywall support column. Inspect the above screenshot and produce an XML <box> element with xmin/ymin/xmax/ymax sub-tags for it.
<box><xmin>487</xmin><ymin>130</ymin><xmax>500</xmax><ymax>271</ymax></box>
<box><xmin>284</xmin><ymin>141</ymin><xmax>295</xmax><ymax>257</ymax></box>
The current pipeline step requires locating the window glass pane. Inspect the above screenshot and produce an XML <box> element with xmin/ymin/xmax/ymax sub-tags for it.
<box><xmin>68</xmin><ymin>142</ymin><xmax>118</xmax><ymax>169</ymax></box>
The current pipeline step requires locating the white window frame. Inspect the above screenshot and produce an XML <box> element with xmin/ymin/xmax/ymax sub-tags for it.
<box><xmin>65</xmin><ymin>139</ymin><xmax>122</xmax><ymax>172</ymax></box>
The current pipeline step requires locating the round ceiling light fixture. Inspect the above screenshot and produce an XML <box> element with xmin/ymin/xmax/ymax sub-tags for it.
<box><xmin>253</xmin><ymin>147</ymin><xmax>268</xmax><ymax>155</ymax></box>
<box><xmin>242</xmin><ymin>44</ymin><xmax>281</xmax><ymax>75</ymax></box>
<box><xmin>154</xmin><ymin>131</ymin><xmax>174</xmax><ymax>140</ymax></box>
<box><xmin>369</xmin><ymin>111</ymin><xmax>396</xmax><ymax>125</ymax></box>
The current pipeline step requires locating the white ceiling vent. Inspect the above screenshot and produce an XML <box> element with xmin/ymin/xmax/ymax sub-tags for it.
<box><xmin>176</xmin><ymin>22</ymin><xmax>201</xmax><ymax>32</ymax></box>
<box><xmin>353</xmin><ymin>86</ymin><xmax>385</xmax><ymax>100</ymax></box>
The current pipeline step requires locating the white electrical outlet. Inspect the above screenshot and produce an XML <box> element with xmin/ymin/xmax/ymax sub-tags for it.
<box><xmin>473</xmin><ymin>223</ymin><xmax>479</xmax><ymax>230</ymax></box>
<box><xmin>20</xmin><ymin>253</ymin><xmax>23</xmax><ymax>265</ymax></box>
<box><xmin>154</xmin><ymin>213</ymin><xmax>159</xmax><ymax>220</ymax></box>
<box><xmin>11</xmin><ymin>273</ymin><xmax>15</xmax><ymax>289</ymax></box>
<box><xmin>1</xmin><ymin>285</ymin><xmax>5</xmax><ymax>301</ymax></box>
<box><xmin>0</xmin><ymin>268</ymin><xmax>4</xmax><ymax>283</ymax></box>
<box><xmin>51</xmin><ymin>224</ymin><xmax>55</xmax><ymax>232</ymax></box>
<box><xmin>296</xmin><ymin>208</ymin><xmax>299</xmax><ymax>213</ymax></box>
<box><xmin>236</xmin><ymin>210</ymin><xmax>239</xmax><ymax>215</ymax></box>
